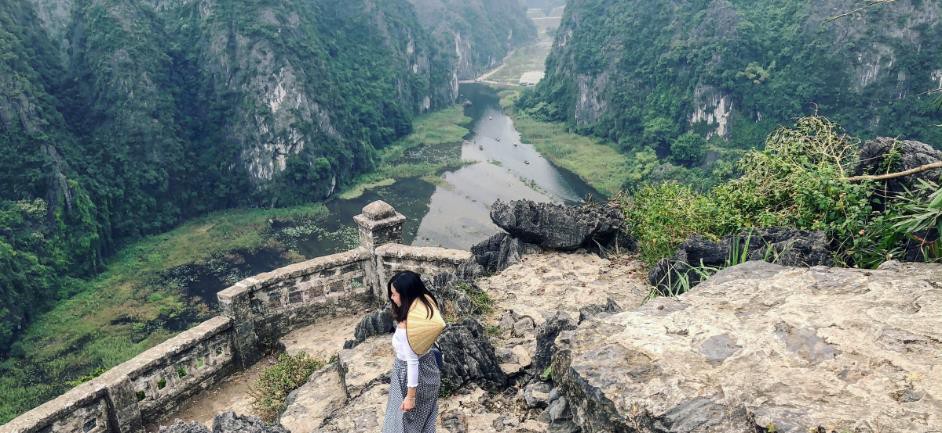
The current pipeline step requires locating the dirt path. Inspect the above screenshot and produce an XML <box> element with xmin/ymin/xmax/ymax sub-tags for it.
<box><xmin>148</xmin><ymin>315</ymin><xmax>361</xmax><ymax>430</ymax></box>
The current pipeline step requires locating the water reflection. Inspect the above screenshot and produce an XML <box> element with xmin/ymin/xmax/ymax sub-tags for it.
<box><xmin>298</xmin><ymin>84</ymin><xmax>598</xmax><ymax>254</ymax></box>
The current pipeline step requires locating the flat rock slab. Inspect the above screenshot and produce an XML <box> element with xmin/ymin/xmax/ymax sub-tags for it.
<box><xmin>319</xmin><ymin>383</ymin><xmax>388</xmax><ymax>433</ymax></box>
<box><xmin>279</xmin><ymin>366</ymin><xmax>346</xmax><ymax>433</ymax></box>
<box><xmin>558</xmin><ymin>261</ymin><xmax>942</xmax><ymax>433</ymax></box>
<box><xmin>480</xmin><ymin>252</ymin><xmax>648</xmax><ymax>326</ymax></box>
<box><xmin>480</xmin><ymin>252</ymin><xmax>647</xmax><ymax>377</ymax></box>
<box><xmin>279</xmin><ymin>315</ymin><xmax>360</xmax><ymax>359</ymax></box>
<box><xmin>339</xmin><ymin>336</ymin><xmax>393</xmax><ymax>396</ymax></box>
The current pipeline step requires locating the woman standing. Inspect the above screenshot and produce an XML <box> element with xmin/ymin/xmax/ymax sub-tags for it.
<box><xmin>382</xmin><ymin>271</ymin><xmax>443</xmax><ymax>433</ymax></box>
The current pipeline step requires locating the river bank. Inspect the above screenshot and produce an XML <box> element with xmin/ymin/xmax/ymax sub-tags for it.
<box><xmin>497</xmin><ymin>89</ymin><xmax>631</xmax><ymax>197</ymax></box>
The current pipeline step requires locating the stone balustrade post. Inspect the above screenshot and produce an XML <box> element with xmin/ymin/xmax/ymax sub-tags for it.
<box><xmin>105</xmin><ymin>377</ymin><xmax>143</xmax><ymax>433</ymax></box>
<box><xmin>354</xmin><ymin>201</ymin><xmax>406</xmax><ymax>301</ymax></box>
<box><xmin>217</xmin><ymin>278</ymin><xmax>262</xmax><ymax>369</ymax></box>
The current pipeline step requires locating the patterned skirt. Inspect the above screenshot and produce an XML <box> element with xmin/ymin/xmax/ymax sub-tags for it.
<box><xmin>382</xmin><ymin>354</ymin><xmax>441</xmax><ymax>433</ymax></box>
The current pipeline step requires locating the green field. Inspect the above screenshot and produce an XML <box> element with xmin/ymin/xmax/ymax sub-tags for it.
<box><xmin>340</xmin><ymin>105</ymin><xmax>472</xmax><ymax>199</ymax></box>
<box><xmin>0</xmin><ymin>204</ymin><xmax>327</xmax><ymax>423</ymax></box>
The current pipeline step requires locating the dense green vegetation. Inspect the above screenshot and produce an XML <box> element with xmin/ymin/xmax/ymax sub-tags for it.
<box><xmin>519</xmin><ymin>0</ymin><xmax>942</xmax><ymax>190</ymax></box>
<box><xmin>0</xmin><ymin>204</ymin><xmax>333</xmax><ymax>423</ymax></box>
<box><xmin>621</xmin><ymin>117</ymin><xmax>941</xmax><ymax>270</ymax></box>
<box><xmin>0</xmin><ymin>0</ymin><xmax>532</xmax><ymax>380</ymax></box>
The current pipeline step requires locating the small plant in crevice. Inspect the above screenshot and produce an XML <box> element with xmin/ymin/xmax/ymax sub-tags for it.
<box><xmin>647</xmin><ymin>260</ymin><xmax>719</xmax><ymax>301</ymax></box>
<box><xmin>249</xmin><ymin>353</ymin><xmax>323</xmax><ymax>422</ymax></box>
<box><xmin>455</xmin><ymin>282</ymin><xmax>494</xmax><ymax>315</ymax></box>
<box><xmin>893</xmin><ymin>179</ymin><xmax>942</xmax><ymax>262</ymax></box>
<box><xmin>725</xmin><ymin>231</ymin><xmax>753</xmax><ymax>267</ymax></box>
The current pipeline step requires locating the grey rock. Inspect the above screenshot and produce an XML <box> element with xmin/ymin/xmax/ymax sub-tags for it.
<box><xmin>523</xmin><ymin>381</ymin><xmax>553</xmax><ymax>408</ymax></box>
<box><xmin>556</xmin><ymin>261</ymin><xmax>942</xmax><ymax>432</ymax></box>
<box><xmin>426</xmin><ymin>273</ymin><xmax>491</xmax><ymax>318</ymax></box>
<box><xmin>548</xmin><ymin>387</ymin><xmax>561</xmax><ymax>403</ymax></box>
<box><xmin>649</xmin><ymin>227</ymin><xmax>832</xmax><ymax>291</ymax></box>
<box><xmin>361</xmin><ymin>200</ymin><xmax>397</xmax><ymax>220</ymax></box>
<box><xmin>577</xmin><ymin>298</ymin><xmax>622</xmax><ymax>323</ymax></box>
<box><xmin>159</xmin><ymin>421</ymin><xmax>210</xmax><ymax>433</ymax></box>
<box><xmin>533</xmin><ymin>311</ymin><xmax>577</xmax><ymax>373</ymax></box>
<box><xmin>212</xmin><ymin>412</ymin><xmax>289</xmax><ymax>433</ymax></box>
<box><xmin>512</xmin><ymin>317</ymin><xmax>536</xmax><ymax>337</ymax></box>
<box><xmin>856</xmin><ymin>137</ymin><xmax>942</xmax><ymax>195</ymax></box>
<box><xmin>437</xmin><ymin>319</ymin><xmax>508</xmax><ymax>393</ymax></box>
<box><xmin>489</xmin><ymin>200</ymin><xmax>630</xmax><ymax>253</ymax></box>
<box><xmin>547</xmin><ymin>421</ymin><xmax>581</xmax><ymax>433</ymax></box>
<box><xmin>545</xmin><ymin>396</ymin><xmax>571</xmax><ymax>422</ymax></box>
<box><xmin>158</xmin><ymin>412</ymin><xmax>289</xmax><ymax>433</ymax></box>
<box><xmin>498</xmin><ymin>311</ymin><xmax>517</xmax><ymax>331</ymax></box>
<box><xmin>344</xmin><ymin>308</ymin><xmax>394</xmax><ymax>349</ymax></box>
<box><xmin>471</xmin><ymin>232</ymin><xmax>542</xmax><ymax>273</ymax></box>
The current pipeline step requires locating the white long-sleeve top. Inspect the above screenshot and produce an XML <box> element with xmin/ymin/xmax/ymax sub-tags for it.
<box><xmin>392</xmin><ymin>325</ymin><xmax>420</xmax><ymax>388</ymax></box>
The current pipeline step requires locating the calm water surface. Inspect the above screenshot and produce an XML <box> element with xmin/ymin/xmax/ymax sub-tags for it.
<box><xmin>298</xmin><ymin>84</ymin><xmax>598</xmax><ymax>255</ymax></box>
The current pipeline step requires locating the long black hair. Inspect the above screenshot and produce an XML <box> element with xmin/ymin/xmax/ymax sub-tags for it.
<box><xmin>387</xmin><ymin>271</ymin><xmax>438</xmax><ymax>322</ymax></box>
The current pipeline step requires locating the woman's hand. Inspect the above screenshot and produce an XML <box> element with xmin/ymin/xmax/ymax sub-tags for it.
<box><xmin>400</xmin><ymin>396</ymin><xmax>416</xmax><ymax>412</ymax></box>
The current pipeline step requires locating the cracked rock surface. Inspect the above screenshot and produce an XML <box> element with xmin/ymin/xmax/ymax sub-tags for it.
<box><xmin>555</xmin><ymin>260</ymin><xmax>942</xmax><ymax>433</ymax></box>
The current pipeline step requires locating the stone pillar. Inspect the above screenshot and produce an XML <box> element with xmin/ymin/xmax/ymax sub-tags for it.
<box><xmin>354</xmin><ymin>201</ymin><xmax>406</xmax><ymax>300</ymax></box>
<box><xmin>217</xmin><ymin>279</ymin><xmax>262</xmax><ymax>369</ymax></box>
<box><xmin>105</xmin><ymin>377</ymin><xmax>143</xmax><ymax>433</ymax></box>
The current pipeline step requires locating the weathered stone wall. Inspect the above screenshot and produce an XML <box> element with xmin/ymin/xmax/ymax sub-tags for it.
<box><xmin>375</xmin><ymin>244</ymin><xmax>472</xmax><ymax>295</ymax></box>
<box><xmin>1</xmin><ymin>317</ymin><xmax>234</xmax><ymax>433</ymax></box>
<box><xmin>217</xmin><ymin>248</ymin><xmax>374</xmax><ymax>366</ymax></box>
<box><xmin>2</xmin><ymin>201</ymin><xmax>472</xmax><ymax>433</ymax></box>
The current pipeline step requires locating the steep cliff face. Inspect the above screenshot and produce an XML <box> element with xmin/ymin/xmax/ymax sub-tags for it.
<box><xmin>523</xmin><ymin>0</ymin><xmax>942</xmax><ymax>149</ymax></box>
<box><xmin>0</xmin><ymin>0</ymin><xmax>530</xmax><ymax>358</ymax></box>
<box><xmin>409</xmin><ymin>0</ymin><xmax>536</xmax><ymax>81</ymax></box>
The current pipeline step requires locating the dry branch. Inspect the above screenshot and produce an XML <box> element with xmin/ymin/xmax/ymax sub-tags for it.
<box><xmin>845</xmin><ymin>162</ymin><xmax>942</xmax><ymax>182</ymax></box>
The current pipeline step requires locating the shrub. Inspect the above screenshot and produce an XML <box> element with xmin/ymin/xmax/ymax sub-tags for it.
<box><xmin>621</xmin><ymin>183</ymin><xmax>721</xmax><ymax>264</ymax></box>
<box><xmin>711</xmin><ymin>117</ymin><xmax>891</xmax><ymax>266</ymax></box>
<box><xmin>250</xmin><ymin>353</ymin><xmax>323</xmax><ymax>421</ymax></box>
<box><xmin>669</xmin><ymin>132</ymin><xmax>707</xmax><ymax>166</ymax></box>
<box><xmin>622</xmin><ymin>116</ymin><xmax>932</xmax><ymax>272</ymax></box>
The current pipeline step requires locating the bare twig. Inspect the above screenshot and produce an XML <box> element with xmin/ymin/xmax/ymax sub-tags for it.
<box><xmin>845</xmin><ymin>162</ymin><xmax>942</xmax><ymax>182</ymax></box>
<box><xmin>827</xmin><ymin>0</ymin><xmax>898</xmax><ymax>22</ymax></box>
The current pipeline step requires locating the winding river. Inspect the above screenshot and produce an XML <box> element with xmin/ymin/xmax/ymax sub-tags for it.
<box><xmin>296</xmin><ymin>83</ymin><xmax>597</xmax><ymax>255</ymax></box>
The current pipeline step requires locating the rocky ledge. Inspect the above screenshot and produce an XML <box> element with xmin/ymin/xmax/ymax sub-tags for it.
<box><xmin>554</xmin><ymin>260</ymin><xmax>942</xmax><ymax>433</ymax></box>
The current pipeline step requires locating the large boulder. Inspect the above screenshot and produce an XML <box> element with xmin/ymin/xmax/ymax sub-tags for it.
<box><xmin>470</xmin><ymin>232</ymin><xmax>543</xmax><ymax>273</ymax></box>
<box><xmin>279</xmin><ymin>365</ymin><xmax>346</xmax><ymax>432</ymax></box>
<box><xmin>437</xmin><ymin>319</ymin><xmax>508</xmax><ymax>393</ymax></box>
<box><xmin>159</xmin><ymin>412</ymin><xmax>289</xmax><ymax>433</ymax></box>
<box><xmin>555</xmin><ymin>261</ymin><xmax>942</xmax><ymax>432</ymax></box>
<box><xmin>856</xmin><ymin>137</ymin><xmax>942</xmax><ymax>196</ymax></box>
<box><xmin>649</xmin><ymin>228</ymin><xmax>832</xmax><ymax>289</ymax></box>
<box><xmin>344</xmin><ymin>309</ymin><xmax>395</xmax><ymax>349</ymax></box>
<box><xmin>489</xmin><ymin>200</ymin><xmax>629</xmax><ymax>252</ymax></box>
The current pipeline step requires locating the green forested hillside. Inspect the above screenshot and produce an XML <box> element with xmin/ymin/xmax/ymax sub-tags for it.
<box><xmin>0</xmin><ymin>0</ymin><xmax>531</xmax><ymax>363</ymax></box>
<box><xmin>519</xmin><ymin>0</ymin><xmax>942</xmax><ymax>188</ymax></box>
<box><xmin>409</xmin><ymin>0</ymin><xmax>536</xmax><ymax>80</ymax></box>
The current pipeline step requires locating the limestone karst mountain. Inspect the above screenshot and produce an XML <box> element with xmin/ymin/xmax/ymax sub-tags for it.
<box><xmin>522</xmin><ymin>0</ymin><xmax>942</xmax><ymax>149</ymax></box>
<box><xmin>0</xmin><ymin>0</ymin><xmax>533</xmax><ymax>369</ymax></box>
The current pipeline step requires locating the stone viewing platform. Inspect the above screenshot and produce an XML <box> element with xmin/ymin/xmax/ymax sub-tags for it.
<box><xmin>0</xmin><ymin>201</ymin><xmax>470</xmax><ymax>433</ymax></box>
<box><xmin>3</xmin><ymin>198</ymin><xmax>941</xmax><ymax>433</ymax></box>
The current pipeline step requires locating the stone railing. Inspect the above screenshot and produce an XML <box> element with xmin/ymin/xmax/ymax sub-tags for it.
<box><xmin>2</xmin><ymin>201</ymin><xmax>472</xmax><ymax>433</ymax></box>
